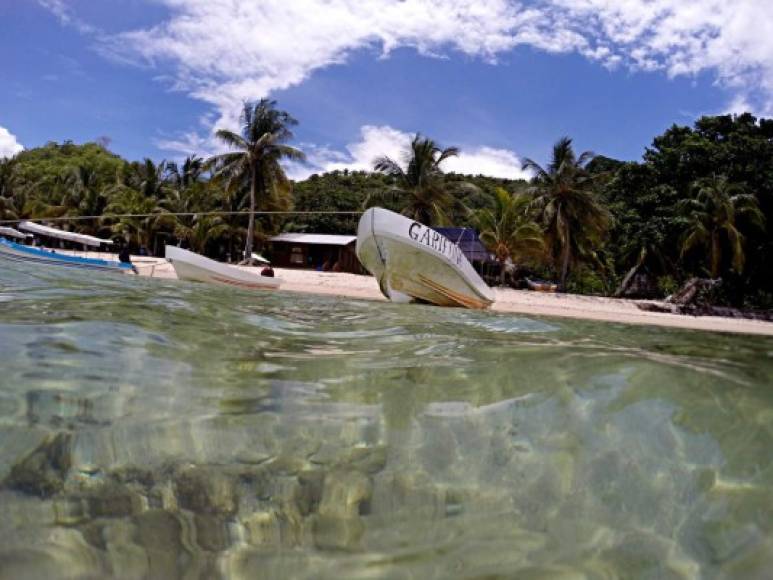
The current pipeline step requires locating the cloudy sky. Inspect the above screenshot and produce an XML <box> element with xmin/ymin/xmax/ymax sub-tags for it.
<box><xmin>2</xmin><ymin>0</ymin><xmax>773</xmax><ymax>179</ymax></box>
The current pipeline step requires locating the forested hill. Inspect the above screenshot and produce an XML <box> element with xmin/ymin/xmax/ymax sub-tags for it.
<box><xmin>290</xmin><ymin>170</ymin><xmax>528</xmax><ymax>234</ymax></box>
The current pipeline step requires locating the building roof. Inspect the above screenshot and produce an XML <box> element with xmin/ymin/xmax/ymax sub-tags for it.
<box><xmin>434</xmin><ymin>227</ymin><xmax>495</xmax><ymax>263</ymax></box>
<box><xmin>19</xmin><ymin>221</ymin><xmax>114</xmax><ymax>247</ymax></box>
<box><xmin>269</xmin><ymin>233</ymin><xmax>357</xmax><ymax>246</ymax></box>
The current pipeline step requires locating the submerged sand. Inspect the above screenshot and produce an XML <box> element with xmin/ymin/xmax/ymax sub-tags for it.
<box><xmin>56</xmin><ymin>250</ymin><xmax>773</xmax><ymax>336</ymax></box>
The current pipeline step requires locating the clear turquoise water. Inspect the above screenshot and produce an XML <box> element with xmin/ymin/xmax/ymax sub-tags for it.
<box><xmin>0</xmin><ymin>261</ymin><xmax>772</xmax><ymax>579</ymax></box>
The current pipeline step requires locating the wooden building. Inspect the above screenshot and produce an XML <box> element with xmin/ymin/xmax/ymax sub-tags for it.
<box><xmin>268</xmin><ymin>233</ymin><xmax>365</xmax><ymax>274</ymax></box>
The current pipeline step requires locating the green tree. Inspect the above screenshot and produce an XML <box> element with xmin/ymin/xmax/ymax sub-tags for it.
<box><xmin>370</xmin><ymin>134</ymin><xmax>466</xmax><ymax>226</ymax></box>
<box><xmin>474</xmin><ymin>187</ymin><xmax>544</xmax><ymax>284</ymax></box>
<box><xmin>680</xmin><ymin>175</ymin><xmax>765</xmax><ymax>278</ymax></box>
<box><xmin>104</xmin><ymin>188</ymin><xmax>164</xmax><ymax>251</ymax></box>
<box><xmin>523</xmin><ymin>137</ymin><xmax>610</xmax><ymax>290</ymax></box>
<box><xmin>209</xmin><ymin>99</ymin><xmax>305</xmax><ymax>260</ymax></box>
<box><xmin>59</xmin><ymin>165</ymin><xmax>110</xmax><ymax>235</ymax></box>
<box><xmin>174</xmin><ymin>213</ymin><xmax>230</xmax><ymax>254</ymax></box>
<box><xmin>0</xmin><ymin>158</ymin><xmax>21</xmax><ymax>221</ymax></box>
<box><xmin>123</xmin><ymin>159</ymin><xmax>171</xmax><ymax>200</ymax></box>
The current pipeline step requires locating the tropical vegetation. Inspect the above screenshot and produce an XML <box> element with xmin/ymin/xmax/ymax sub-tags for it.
<box><xmin>368</xmin><ymin>134</ymin><xmax>472</xmax><ymax>226</ymax></box>
<box><xmin>473</xmin><ymin>187</ymin><xmax>543</xmax><ymax>284</ymax></box>
<box><xmin>1</xmin><ymin>108</ymin><xmax>772</xmax><ymax>308</ymax></box>
<box><xmin>522</xmin><ymin>137</ymin><xmax>610</xmax><ymax>290</ymax></box>
<box><xmin>208</xmin><ymin>99</ymin><xmax>305</xmax><ymax>261</ymax></box>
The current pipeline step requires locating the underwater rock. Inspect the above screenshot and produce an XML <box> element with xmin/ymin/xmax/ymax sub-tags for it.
<box><xmin>4</xmin><ymin>432</ymin><xmax>73</xmax><ymax>497</ymax></box>
<box><xmin>336</xmin><ymin>445</ymin><xmax>387</xmax><ymax>475</ymax></box>
<box><xmin>296</xmin><ymin>470</ymin><xmax>325</xmax><ymax>516</ymax></box>
<box><xmin>242</xmin><ymin>510</ymin><xmax>282</xmax><ymax>546</ymax></box>
<box><xmin>0</xmin><ymin>425</ymin><xmax>49</xmax><ymax>482</ymax></box>
<box><xmin>109</xmin><ymin>465</ymin><xmax>157</xmax><ymax>489</ymax></box>
<box><xmin>134</xmin><ymin>509</ymin><xmax>187</xmax><ymax>579</ymax></box>
<box><xmin>103</xmin><ymin>519</ymin><xmax>149</xmax><ymax>580</ymax></box>
<box><xmin>193</xmin><ymin>513</ymin><xmax>232</xmax><ymax>552</ymax></box>
<box><xmin>716</xmin><ymin>536</ymin><xmax>773</xmax><ymax>580</ymax></box>
<box><xmin>311</xmin><ymin>514</ymin><xmax>365</xmax><ymax>551</ymax></box>
<box><xmin>264</xmin><ymin>454</ymin><xmax>309</xmax><ymax>476</ymax></box>
<box><xmin>53</xmin><ymin>496</ymin><xmax>88</xmax><ymax>526</ymax></box>
<box><xmin>370</xmin><ymin>471</ymin><xmax>446</xmax><ymax>519</ymax></box>
<box><xmin>319</xmin><ymin>470</ymin><xmax>372</xmax><ymax>519</ymax></box>
<box><xmin>81</xmin><ymin>482</ymin><xmax>145</xmax><ymax>519</ymax></box>
<box><xmin>174</xmin><ymin>465</ymin><xmax>238</xmax><ymax>515</ymax></box>
<box><xmin>598</xmin><ymin>530</ymin><xmax>700</xmax><ymax>579</ymax></box>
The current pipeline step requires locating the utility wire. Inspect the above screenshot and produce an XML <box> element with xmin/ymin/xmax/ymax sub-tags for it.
<box><xmin>0</xmin><ymin>210</ymin><xmax>364</xmax><ymax>225</ymax></box>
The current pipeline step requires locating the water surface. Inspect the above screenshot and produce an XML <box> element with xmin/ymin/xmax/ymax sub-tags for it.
<box><xmin>0</xmin><ymin>261</ymin><xmax>772</xmax><ymax>579</ymax></box>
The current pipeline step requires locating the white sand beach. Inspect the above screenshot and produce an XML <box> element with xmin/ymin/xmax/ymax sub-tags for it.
<box><xmin>95</xmin><ymin>252</ymin><xmax>773</xmax><ymax>336</ymax></box>
<box><xmin>46</xmin><ymin>248</ymin><xmax>772</xmax><ymax>335</ymax></box>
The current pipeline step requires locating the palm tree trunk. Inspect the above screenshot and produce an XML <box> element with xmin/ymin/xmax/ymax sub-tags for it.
<box><xmin>244</xmin><ymin>165</ymin><xmax>256</xmax><ymax>260</ymax></box>
<box><xmin>559</xmin><ymin>225</ymin><xmax>571</xmax><ymax>291</ymax></box>
<box><xmin>710</xmin><ymin>232</ymin><xmax>720</xmax><ymax>278</ymax></box>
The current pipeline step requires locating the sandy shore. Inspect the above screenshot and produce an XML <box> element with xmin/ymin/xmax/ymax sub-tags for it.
<box><xmin>55</xmin><ymin>250</ymin><xmax>773</xmax><ymax>336</ymax></box>
<box><xmin>266</xmin><ymin>267</ymin><xmax>773</xmax><ymax>336</ymax></box>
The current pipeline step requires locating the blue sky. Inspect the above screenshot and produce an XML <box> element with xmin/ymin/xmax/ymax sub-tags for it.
<box><xmin>1</xmin><ymin>1</ymin><xmax>771</xmax><ymax>179</ymax></box>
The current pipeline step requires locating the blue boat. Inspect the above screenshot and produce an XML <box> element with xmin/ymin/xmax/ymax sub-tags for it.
<box><xmin>0</xmin><ymin>237</ymin><xmax>134</xmax><ymax>273</ymax></box>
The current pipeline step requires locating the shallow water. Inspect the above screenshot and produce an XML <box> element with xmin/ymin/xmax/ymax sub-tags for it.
<box><xmin>0</xmin><ymin>261</ymin><xmax>772</xmax><ymax>579</ymax></box>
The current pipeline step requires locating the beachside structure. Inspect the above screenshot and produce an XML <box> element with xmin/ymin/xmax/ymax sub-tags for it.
<box><xmin>18</xmin><ymin>221</ymin><xmax>115</xmax><ymax>250</ymax></box>
<box><xmin>433</xmin><ymin>227</ymin><xmax>497</xmax><ymax>276</ymax></box>
<box><xmin>268</xmin><ymin>233</ymin><xmax>365</xmax><ymax>273</ymax></box>
<box><xmin>0</xmin><ymin>226</ymin><xmax>32</xmax><ymax>241</ymax></box>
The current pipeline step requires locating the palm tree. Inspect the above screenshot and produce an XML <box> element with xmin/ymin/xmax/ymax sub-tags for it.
<box><xmin>680</xmin><ymin>175</ymin><xmax>765</xmax><ymax>277</ymax></box>
<box><xmin>474</xmin><ymin>187</ymin><xmax>544</xmax><ymax>285</ymax></box>
<box><xmin>156</xmin><ymin>157</ymin><xmax>208</xmax><ymax>246</ymax></box>
<box><xmin>0</xmin><ymin>159</ymin><xmax>52</xmax><ymax>221</ymax></box>
<box><xmin>124</xmin><ymin>158</ymin><xmax>170</xmax><ymax>200</ymax></box>
<box><xmin>166</xmin><ymin>156</ymin><xmax>204</xmax><ymax>191</ymax></box>
<box><xmin>370</xmin><ymin>134</ymin><xmax>463</xmax><ymax>226</ymax></box>
<box><xmin>208</xmin><ymin>99</ymin><xmax>304</xmax><ymax>261</ymax></box>
<box><xmin>104</xmin><ymin>187</ymin><xmax>164</xmax><ymax>251</ymax></box>
<box><xmin>61</xmin><ymin>166</ymin><xmax>108</xmax><ymax>235</ymax></box>
<box><xmin>175</xmin><ymin>213</ymin><xmax>230</xmax><ymax>254</ymax></box>
<box><xmin>523</xmin><ymin>137</ymin><xmax>610</xmax><ymax>290</ymax></box>
<box><xmin>0</xmin><ymin>158</ymin><xmax>20</xmax><ymax>221</ymax></box>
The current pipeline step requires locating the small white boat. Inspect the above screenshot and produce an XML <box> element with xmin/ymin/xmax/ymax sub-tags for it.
<box><xmin>165</xmin><ymin>246</ymin><xmax>281</xmax><ymax>290</ymax></box>
<box><xmin>356</xmin><ymin>207</ymin><xmax>495</xmax><ymax>309</ymax></box>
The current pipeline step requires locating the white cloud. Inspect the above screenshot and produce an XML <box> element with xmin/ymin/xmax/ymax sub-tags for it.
<box><xmin>444</xmin><ymin>146</ymin><xmax>532</xmax><ymax>179</ymax></box>
<box><xmin>545</xmin><ymin>0</ymin><xmax>773</xmax><ymax>115</ymax></box>
<box><xmin>37</xmin><ymin>0</ymin><xmax>95</xmax><ymax>34</ymax></box>
<box><xmin>43</xmin><ymin>1</ymin><xmax>773</xmax><ymax>152</ymax></box>
<box><xmin>286</xmin><ymin>125</ymin><xmax>530</xmax><ymax>181</ymax></box>
<box><xmin>102</xmin><ymin>0</ymin><xmax>537</xmax><ymax>134</ymax></box>
<box><xmin>0</xmin><ymin>126</ymin><xmax>24</xmax><ymax>159</ymax></box>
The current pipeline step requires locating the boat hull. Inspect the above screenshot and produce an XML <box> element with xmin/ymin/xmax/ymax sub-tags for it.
<box><xmin>356</xmin><ymin>208</ymin><xmax>495</xmax><ymax>309</ymax></box>
<box><xmin>165</xmin><ymin>246</ymin><xmax>281</xmax><ymax>290</ymax></box>
<box><xmin>0</xmin><ymin>238</ymin><xmax>133</xmax><ymax>272</ymax></box>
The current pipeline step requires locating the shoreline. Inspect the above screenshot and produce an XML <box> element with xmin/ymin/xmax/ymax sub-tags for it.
<box><xmin>55</xmin><ymin>249</ymin><xmax>773</xmax><ymax>336</ymax></box>
<box><xmin>267</xmin><ymin>266</ymin><xmax>773</xmax><ymax>336</ymax></box>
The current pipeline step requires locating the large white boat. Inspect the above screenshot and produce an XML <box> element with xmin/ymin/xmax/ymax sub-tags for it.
<box><xmin>356</xmin><ymin>207</ymin><xmax>495</xmax><ymax>309</ymax></box>
<box><xmin>165</xmin><ymin>246</ymin><xmax>281</xmax><ymax>290</ymax></box>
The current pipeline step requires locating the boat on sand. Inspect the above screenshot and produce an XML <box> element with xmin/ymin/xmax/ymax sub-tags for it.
<box><xmin>0</xmin><ymin>237</ymin><xmax>134</xmax><ymax>273</ymax></box>
<box><xmin>356</xmin><ymin>207</ymin><xmax>494</xmax><ymax>309</ymax></box>
<box><xmin>165</xmin><ymin>246</ymin><xmax>281</xmax><ymax>290</ymax></box>
<box><xmin>526</xmin><ymin>278</ymin><xmax>559</xmax><ymax>293</ymax></box>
